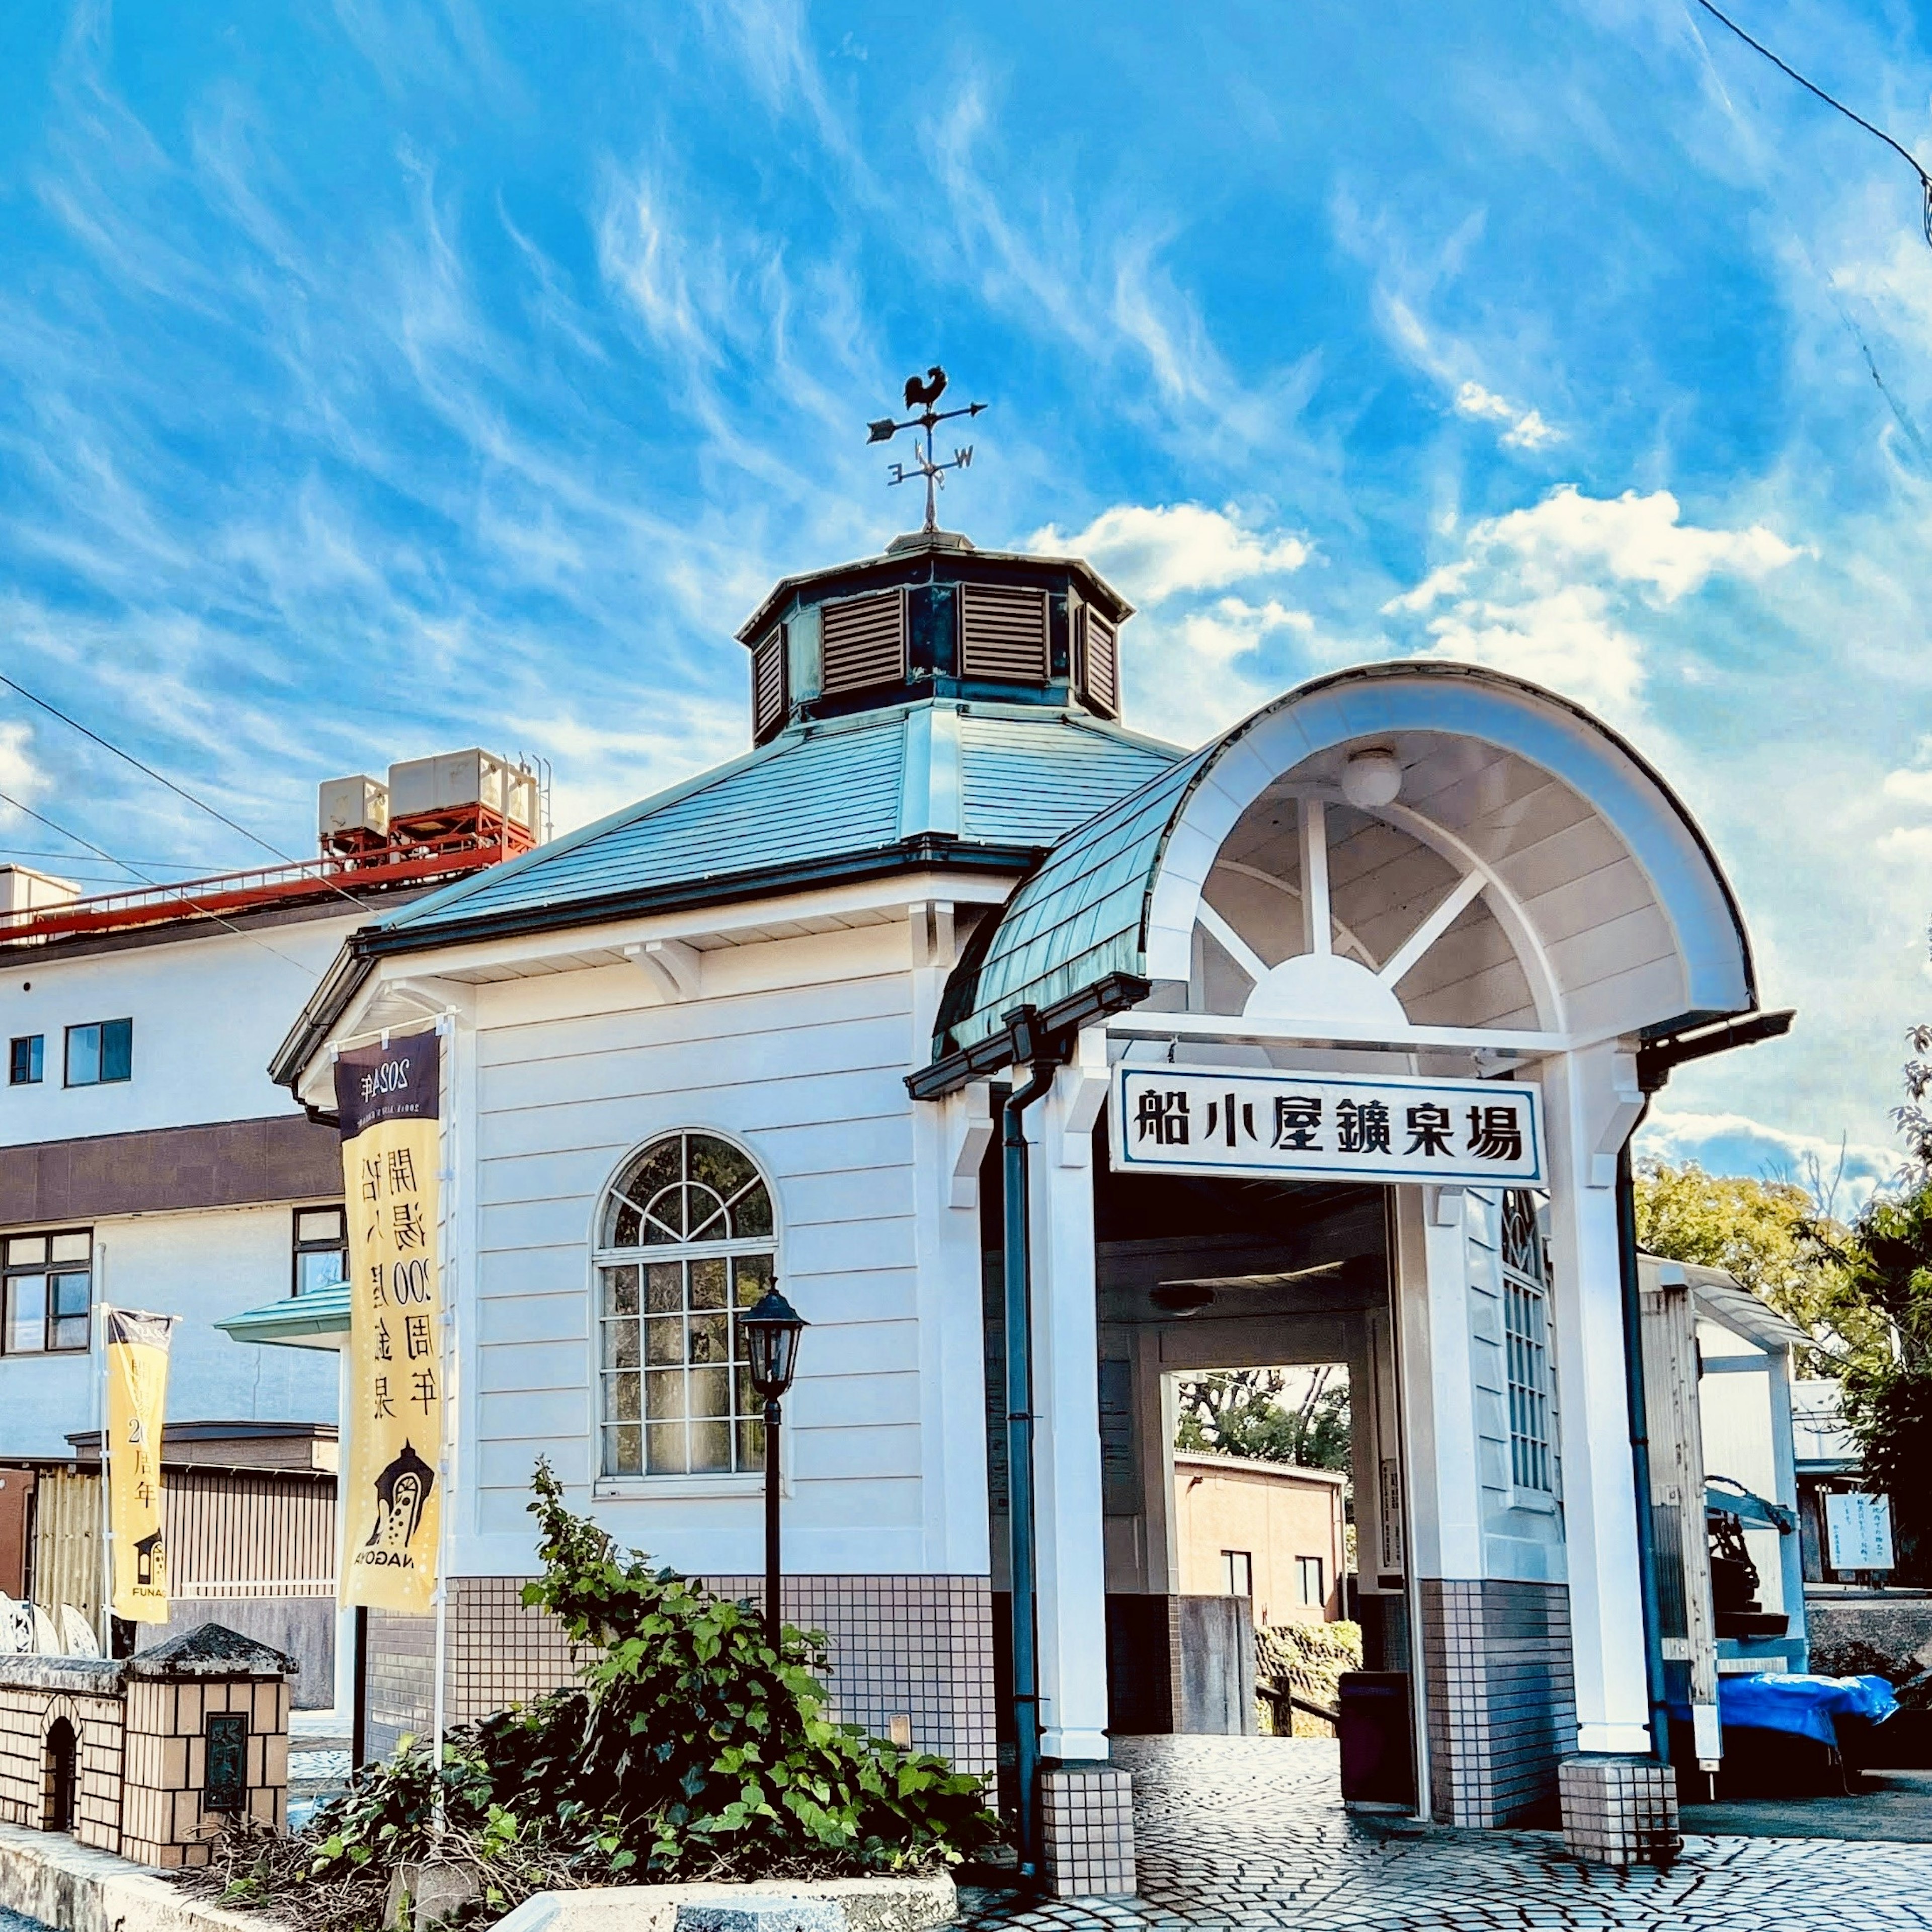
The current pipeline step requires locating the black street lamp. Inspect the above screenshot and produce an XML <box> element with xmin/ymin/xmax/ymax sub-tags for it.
<box><xmin>742</xmin><ymin>1285</ymin><xmax>807</xmax><ymax>1650</ymax></box>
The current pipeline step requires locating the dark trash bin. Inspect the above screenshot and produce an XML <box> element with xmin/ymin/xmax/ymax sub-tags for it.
<box><xmin>1338</xmin><ymin>1670</ymin><xmax>1416</xmax><ymax>1809</ymax></box>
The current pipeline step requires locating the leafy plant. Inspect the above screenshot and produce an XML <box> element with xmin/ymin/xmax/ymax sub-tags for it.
<box><xmin>178</xmin><ymin>1462</ymin><xmax>996</xmax><ymax>1928</ymax></box>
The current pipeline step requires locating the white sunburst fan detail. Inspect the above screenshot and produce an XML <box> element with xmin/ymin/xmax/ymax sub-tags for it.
<box><xmin>1197</xmin><ymin>788</ymin><xmax>1497</xmax><ymax>1029</ymax></box>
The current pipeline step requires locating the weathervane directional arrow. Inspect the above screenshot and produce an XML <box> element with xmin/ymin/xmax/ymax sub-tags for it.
<box><xmin>866</xmin><ymin>365</ymin><xmax>987</xmax><ymax>533</ymax></box>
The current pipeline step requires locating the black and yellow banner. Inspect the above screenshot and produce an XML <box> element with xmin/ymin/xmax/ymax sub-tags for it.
<box><xmin>106</xmin><ymin>1308</ymin><xmax>177</xmax><ymax>1623</ymax></box>
<box><xmin>336</xmin><ymin>1032</ymin><xmax>444</xmax><ymax>1614</ymax></box>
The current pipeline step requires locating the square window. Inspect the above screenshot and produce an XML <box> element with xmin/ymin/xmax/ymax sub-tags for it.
<box><xmin>64</xmin><ymin>1020</ymin><xmax>131</xmax><ymax>1087</ymax></box>
<box><xmin>291</xmin><ymin>1203</ymin><xmax>347</xmax><ymax>1298</ymax></box>
<box><xmin>0</xmin><ymin>1229</ymin><xmax>90</xmax><ymax>1353</ymax></box>
<box><xmin>8</xmin><ymin>1036</ymin><xmax>42</xmax><ymax>1086</ymax></box>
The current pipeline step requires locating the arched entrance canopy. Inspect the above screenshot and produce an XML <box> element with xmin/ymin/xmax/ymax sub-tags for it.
<box><xmin>933</xmin><ymin>662</ymin><xmax>1755</xmax><ymax>1062</ymax></box>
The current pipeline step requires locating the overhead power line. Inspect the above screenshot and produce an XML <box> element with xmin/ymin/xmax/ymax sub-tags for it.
<box><xmin>0</xmin><ymin>669</ymin><xmax>372</xmax><ymax>914</ymax></box>
<box><xmin>1691</xmin><ymin>0</ymin><xmax>1932</xmax><ymax>246</ymax></box>
<box><xmin>0</xmin><ymin>787</ymin><xmax>320</xmax><ymax>980</ymax></box>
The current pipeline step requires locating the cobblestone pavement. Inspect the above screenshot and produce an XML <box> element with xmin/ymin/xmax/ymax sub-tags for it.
<box><xmin>958</xmin><ymin>1736</ymin><xmax>1932</xmax><ymax>1932</ymax></box>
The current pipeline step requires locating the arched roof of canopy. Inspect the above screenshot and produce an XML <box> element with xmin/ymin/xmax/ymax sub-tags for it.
<box><xmin>934</xmin><ymin>662</ymin><xmax>1755</xmax><ymax>1055</ymax></box>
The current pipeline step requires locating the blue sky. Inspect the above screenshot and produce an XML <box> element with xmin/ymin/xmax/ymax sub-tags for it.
<box><xmin>4</xmin><ymin>0</ymin><xmax>1932</xmax><ymax>1195</ymax></box>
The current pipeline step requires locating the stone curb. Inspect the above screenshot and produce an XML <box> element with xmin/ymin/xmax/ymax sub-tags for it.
<box><xmin>0</xmin><ymin>1820</ymin><xmax>956</xmax><ymax>1932</ymax></box>
<box><xmin>493</xmin><ymin>1873</ymin><xmax>957</xmax><ymax>1932</ymax></box>
<box><xmin>0</xmin><ymin>1819</ymin><xmax>262</xmax><ymax>1932</ymax></box>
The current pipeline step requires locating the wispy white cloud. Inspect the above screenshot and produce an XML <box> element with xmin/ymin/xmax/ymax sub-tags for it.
<box><xmin>1453</xmin><ymin>380</ymin><xmax>1561</xmax><ymax>450</ymax></box>
<box><xmin>1029</xmin><ymin>503</ymin><xmax>1309</xmax><ymax>603</ymax></box>
<box><xmin>0</xmin><ymin>725</ymin><xmax>47</xmax><ymax>819</ymax></box>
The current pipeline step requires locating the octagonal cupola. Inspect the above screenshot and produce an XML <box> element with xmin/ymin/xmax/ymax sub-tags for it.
<box><xmin>735</xmin><ymin>528</ymin><xmax>1136</xmax><ymax>745</ymax></box>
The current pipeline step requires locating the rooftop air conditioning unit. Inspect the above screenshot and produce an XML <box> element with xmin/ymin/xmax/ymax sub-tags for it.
<box><xmin>387</xmin><ymin>750</ymin><xmax>538</xmax><ymax>833</ymax></box>
<box><xmin>318</xmin><ymin>775</ymin><xmax>390</xmax><ymax>846</ymax></box>
<box><xmin>0</xmin><ymin>866</ymin><xmax>82</xmax><ymax>916</ymax></box>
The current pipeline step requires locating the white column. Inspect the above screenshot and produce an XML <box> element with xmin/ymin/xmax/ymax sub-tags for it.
<box><xmin>1030</xmin><ymin>1032</ymin><xmax>1111</xmax><ymax>1761</ymax></box>
<box><xmin>1543</xmin><ymin>1045</ymin><xmax>1650</xmax><ymax>1755</ymax></box>
<box><xmin>1392</xmin><ymin>1183</ymin><xmax>1484</xmax><ymax>1582</ymax></box>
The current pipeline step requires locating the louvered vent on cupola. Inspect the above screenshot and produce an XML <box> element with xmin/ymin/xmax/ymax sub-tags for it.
<box><xmin>959</xmin><ymin>583</ymin><xmax>1049</xmax><ymax>683</ymax></box>
<box><xmin>820</xmin><ymin>588</ymin><xmax>908</xmax><ymax>696</ymax></box>
<box><xmin>751</xmin><ymin>627</ymin><xmax>788</xmax><ymax>743</ymax></box>
<box><xmin>1074</xmin><ymin>606</ymin><xmax>1120</xmax><ymax>718</ymax></box>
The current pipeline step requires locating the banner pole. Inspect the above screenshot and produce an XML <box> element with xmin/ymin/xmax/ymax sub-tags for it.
<box><xmin>95</xmin><ymin>1295</ymin><xmax>110</xmax><ymax>1652</ymax></box>
<box><xmin>429</xmin><ymin>1013</ymin><xmax>455</xmax><ymax>1834</ymax></box>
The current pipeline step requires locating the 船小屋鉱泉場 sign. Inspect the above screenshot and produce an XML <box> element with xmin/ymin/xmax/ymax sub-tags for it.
<box><xmin>1110</xmin><ymin>1063</ymin><xmax>1545</xmax><ymax>1187</ymax></box>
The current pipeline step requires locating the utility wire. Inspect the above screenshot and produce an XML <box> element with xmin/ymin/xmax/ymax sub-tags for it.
<box><xmin>0</xmin><ymin>846</ymin><xmax>210</xmax><ymax>872</ymax></box>
<box><xmin>0</xmin><ymin>670</ymin><xmax>373</xmax><ymax>913</ymax></box>
<box><xmin>1691</xmin><ymin>0</ymin><xmax>1932</xmax><ymax>245</ymax></box>
<box><xmin>0</xmin><ymin>787</ymin><xmax>320</xmax><ymax>980</ymax></box>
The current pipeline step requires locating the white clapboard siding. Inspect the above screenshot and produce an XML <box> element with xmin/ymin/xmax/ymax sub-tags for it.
<box><xmin>959</xmin><ymin>583</ymin><xmax>1050</xmax><ymax>682</ymax></box>
<box><xmin>480</xmin><ymin>963</ymin><xmax>911</xmax><ymax>1065</ymax></box>
<box><xmin>475</xmin><ymin>1291</ymin><xmax>587</xmax><ymax>1345</ymax></box>
<box><xmin>466</xmin><ymin>950</ymin><xmax>938</xmax><ymax>1570</ymax></box>
<box><xmin>795</xmin><ymin>1423</ymin><xmax>924</xmax><ymax>1480</ymax></box>
<box><xmin>820</xmin><ymin>588</ymin><xmax>907</xmax><ymax>695</ymax></box>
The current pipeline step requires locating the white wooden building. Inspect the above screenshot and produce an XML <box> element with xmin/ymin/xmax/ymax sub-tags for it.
<box><xmin>245</xmin><ymin>524</ymin><xmax>1784</xmax><ymax>1880</ymax></box>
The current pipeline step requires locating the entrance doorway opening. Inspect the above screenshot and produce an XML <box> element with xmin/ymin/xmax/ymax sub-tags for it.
<box><xmin>42</xmin><ymin>1715</ymin><xmax>75</xmax><ymax>1832</ymax></box>
<box><xmin>1086</xmin><ymin>1120</ymin><xmax>1411</xmax><ymax>1746</ymax></box>
<box><xmin>1170</xmin><ymin>1361</ymin><xmax>1355</xmax><ymax>1736</ymax></box>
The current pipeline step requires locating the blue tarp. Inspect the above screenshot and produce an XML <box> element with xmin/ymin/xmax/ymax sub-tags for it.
<box><xmin>1717</xmin><ymin>1673</ymin><xmax>1899</xmax><ymax>1747</ymax></box>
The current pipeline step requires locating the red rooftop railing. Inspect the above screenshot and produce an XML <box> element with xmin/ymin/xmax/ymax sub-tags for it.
<box><xmin>1</xmin><ymin>807</ymin><xmax>535</xmax><ymax>944</ymax></box>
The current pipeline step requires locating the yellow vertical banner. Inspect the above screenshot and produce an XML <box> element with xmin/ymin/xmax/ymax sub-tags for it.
<box><xmin>336</xmin><ymin>1031</ymin><xmax>444</xmax><ymax>1614</ymax></box>
<box><xmin>106</xmin><ymin>1308</ymin><xmax>177</xmax><ymax>1623</ymax></box>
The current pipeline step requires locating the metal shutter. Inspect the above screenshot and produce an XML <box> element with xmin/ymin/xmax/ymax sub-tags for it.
<box><xmin>1076</xmin><ymin>607</ymin><xmax>1119</xmax><ymax>718</ymax></box>
<box><xmin>820</xmin><ymin>588</ymin><xmax>908</xmax><ymax>696</ymax></box>
<box><xmin>959</xmin><ymin>583</ymin><xmax>1050</xmax><ymax>682</ymax></box>
<box><xmin>751</xmin><ymin>628</ymin><xmax>788</xmax><ymax>742</ymax></box>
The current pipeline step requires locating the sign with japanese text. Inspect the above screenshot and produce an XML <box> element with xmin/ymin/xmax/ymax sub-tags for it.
<box><xmin>336</xmin><ymin>1031</ymin><xmax>444</xmax><ymax>1615</ymax></box>
<box><xmin>1111</xmin><ymin>1063</ymin><xmax>1545</xmax><ymax>1187</ymax></box>
<box><xmin>1825</xmin><ymin>1491</ymin><xmax>1894</xmax><ymax>1572</ymax></box>
<box><xmin>106</xmin><ymin>1308</ymin><xmax>177</xmax><ymax>1624</ymax></box>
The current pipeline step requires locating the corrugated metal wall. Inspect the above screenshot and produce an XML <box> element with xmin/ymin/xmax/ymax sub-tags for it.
<box><xmin>29</xmin><ymin>1469</ymin><xmax>102</xmax><ymax>1625</ymax></box>
<box><xmin>26</xmin><ymin>1468</ymin><xmax>337</xmax><ymax>1624</ymax></box>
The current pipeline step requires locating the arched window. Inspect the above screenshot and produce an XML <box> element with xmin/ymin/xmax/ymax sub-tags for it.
<box><xmin>597</xmin><ymin>1132</ymin><xmax>775</xmax><ymax>1478</ymax></box>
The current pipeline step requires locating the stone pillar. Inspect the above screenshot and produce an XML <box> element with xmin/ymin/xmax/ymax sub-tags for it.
<box><xmin>121</xmin><ymin>1626</ymin><xmax>294</xmax><ymax>1868</ymax></box>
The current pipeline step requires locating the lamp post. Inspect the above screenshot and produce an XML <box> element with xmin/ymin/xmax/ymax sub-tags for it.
<box><xmin>742</xmin><ymin>1285</ymin><xmax>807</xmax><ymax>1651</ymax></box>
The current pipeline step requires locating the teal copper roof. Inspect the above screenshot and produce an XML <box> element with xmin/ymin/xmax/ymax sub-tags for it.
<box><xmin>368</xmin><ymin>699</ymin><xmax>1181</xmax><ymax>946</ymax></box>
<box><xmin>218</xmin><ymin>1281</ymin><xmax>349</xmax><ymax>1351</ymax></box>
<box><xmin>936</xmin><ymin>744</ymin><xmax>1212</xmax><ymax>1053</ymax></box>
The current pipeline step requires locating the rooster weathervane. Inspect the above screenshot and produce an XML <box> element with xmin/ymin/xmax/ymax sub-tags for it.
<box><xmin>867</xmin><ymin>366</ymin><xmax>986</xmax><ymax>533</ymax></box>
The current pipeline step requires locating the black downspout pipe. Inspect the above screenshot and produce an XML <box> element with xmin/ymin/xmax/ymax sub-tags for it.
<box><xmin>1001</xmin><ymin>1005</ymin><xmax>1061</xmax><ymax>1883</ymax></box>
<box><xmin>1615</xmin><ymin>1122</ymin><xmax>1671</xmax><ymax>1769</ymax></box>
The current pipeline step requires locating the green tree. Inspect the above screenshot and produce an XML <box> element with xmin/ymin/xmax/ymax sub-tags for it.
<box><xmin>1837</xmin><ymin>1180</ymin><xmax>1932</xmax><ymax>1584</ymax></box>
<box><xmin>1632</xmin><ymin>1159</ymin><xmax>1882</xmax><ymax>1376</ymax></box>
<box><xmin>1173</xmin><ymin>1365</ymin><xmax>1350</xmax><ymax>1472</ymax></box>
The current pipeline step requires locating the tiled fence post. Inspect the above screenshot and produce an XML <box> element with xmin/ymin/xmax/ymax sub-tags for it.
<box><xmin>0</xmin><ymin>1623</ymin><xmax>294</xmax><ymax>1867</ymax></box>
